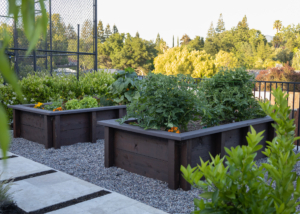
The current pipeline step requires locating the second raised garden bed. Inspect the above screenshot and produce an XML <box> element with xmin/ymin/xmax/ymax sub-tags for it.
<box><xmin>9</xmin><ymin>104</ymin><xmax>127</xmax><ymax>149</ymax></box>
<box><xmin>98</xmin><ymin>116</ymin><xmax>274</xmax><ymax>191</ymax></box>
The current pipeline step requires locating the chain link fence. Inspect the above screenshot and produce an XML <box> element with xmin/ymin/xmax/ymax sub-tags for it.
<box><xmin>0</xmin><ymin>0</ymin><xmax>97</xmax><ymax>79</ymax></box>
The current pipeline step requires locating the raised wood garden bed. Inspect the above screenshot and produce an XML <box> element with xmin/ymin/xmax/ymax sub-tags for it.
<box><xmin>9</xmin><ymin>104</ymin><xmax>127</xmax><ymax>149</ymax></box>
<box><xmin>98</xmin><ymin>116</ymin><xmax>274</xmax><ymax>191</ymax></box>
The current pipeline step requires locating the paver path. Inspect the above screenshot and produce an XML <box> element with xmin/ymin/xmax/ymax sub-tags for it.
<box><xmin>0</xmin><ymin>152</ymin><xmax>167</xmax><ymax>214</ymax></box>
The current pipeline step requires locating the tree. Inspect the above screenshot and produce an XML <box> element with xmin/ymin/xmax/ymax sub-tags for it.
<box><xmin>105</xmin><ymin>24</ymin><xmax>112</xmax><ymax>39</ymax></box>
<box><xmin>292</xmin><ymin>49</ymin><xmax>300</xmax><ymax>70</ymax></box>
<box><xmin>207</xmin><ymin>22</ymin><xmax>216</xmax><ymax>39</ymax></box>
<box><xmin>173</xmin><ymin>35</ymin><xmax>174</xmax><ymax>48</ymax></box>
<box><xmin>215</xmin><ymin>50</ymin><xmax>238</xmax><ymax>68</ymax></box>
<box><xmin>136</xmin><ymin>31</ymin><xmax>140</xmax><ymax>38</ymax></box>
<box><xmin>153</xmin><ymin>47</ymin><xmax>217</xmax><ymax>78</ymax></box>
<box><xmin>204</xmin><ymin>38</ymin><xmax>218</xmax><ymax>56</ymax></box>
<box><xmin>177</xmin><ymin>37</ymin><xmax>179</xmax><ymax>47</ymax></box>
<box><xmin>187</xmin><ymin>36</ymin><xmax>204</xmax><ymax>51</ymax></box>
<box><xmin>155</xmin><ymin>33</ymin><xmax>161</xmax><ymax>48</ymax></box>
<box><xmin>112</xmin><ymin>24</ymin><xmax>118</xmax><ymax>34</ymax></box>
<box><xmin>81</xmin><ymin>19</ymin><xmax>93</xmax><ymax>52</ymax></box>
<box><xmin>65</xmin><ymin>24</ymin><xmax>76</xmax><ymax>40</ymax></box>
<box><xmin>180</xmin><ymin>34</ymin><xmax>191</xmax><ymax>45</ymax></box>
<box><xmin>237</xmin><ymin>15</ymin><xmax>249</xmax><ymax>30</ymax></box>
<box><xmin>97</xmin><ymin>20</ymin><xmax>105</xmax><ymax>42</ymax></box>
<box><xmin>216</xmin><ymin>13</ymin><xmax>225</xmax><ymax>33</ymax></box>
<box><xmin>273</xmin><ymin>20</ymin><xmax>282</xmax><ymax>34</ymax></box>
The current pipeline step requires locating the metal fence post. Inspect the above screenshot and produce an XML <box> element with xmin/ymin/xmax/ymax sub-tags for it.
<box><xmin>77</xmin><ymin>24</ymin><xmax>80</xmax><ymax>81</ymax></box>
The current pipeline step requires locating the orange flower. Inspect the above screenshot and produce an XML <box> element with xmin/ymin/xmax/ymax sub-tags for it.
<box><xmin>126</xmin><ymin>88</ymin><xmax>129</xmax><ymax>91</ymax></box>
<box><xmin>176</xmin><ymin>130</ymin><xmax>180</xmax><ymax>134</ymax></box>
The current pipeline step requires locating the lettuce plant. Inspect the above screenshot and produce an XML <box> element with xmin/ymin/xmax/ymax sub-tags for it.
<box><xmin>181</xmin><ymin>87</ymin><xmax>300</xmax><ymax>214</ymax></box>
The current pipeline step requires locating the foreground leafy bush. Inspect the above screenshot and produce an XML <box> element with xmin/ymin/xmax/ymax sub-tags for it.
<box><xmin>181</xmin><ymin>87</ymin><xmax>300</xmax><ymax>214</ymax></box>
<box><xmin>107</xmin><ymin>67</ymin><xmax>140</xmax><ymax>104</ymax></box>
<box><xmin>120</xmin><ymin>73</ymin><xmax>207</xmax><ymax>131</ymax></box>
<box><xmin>199</xmin><ymin>67</ymin><xmax>266</xmax><ymax>127</ymax></box>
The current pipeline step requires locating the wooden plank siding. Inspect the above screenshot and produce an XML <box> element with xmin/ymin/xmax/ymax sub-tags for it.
<box><xmin>99</xmin><ymin>116</ymin><xmax>275</xmax><ymax>191</ymax></box>
<box><xmin>10</xmin><ymin>104</ymin><xmax>127</xmax><ymax>149</ymax></box>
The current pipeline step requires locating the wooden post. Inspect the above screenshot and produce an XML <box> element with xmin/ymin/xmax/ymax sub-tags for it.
<box><xmin>13</xmin><ymin>109</ymin><xmax>21</xmax><ymax>138</ymax></box>
<box><xmin>44</xmin><ymin>115</ymin><xmax>53</xmax><ymax>149</ymax></box>
<box><xmin>118</xmin><ymin>108</ymin><xmax>126</xmax><ymax>118</ymax></box>
<box><xmin>215</xmin><ymin>132</ymin><xmax>226</xmax><ymax>158</ymax></box>
<box><xmin>104</xmin><ymin>127</ymin><xmax>114</xmax><ymax>168</ymax></box>
<box><xmin>90</xmin><ymin>111</ymin><xmax>97</xmax><ymax>143</ymax></box>
<box><xmin>180</xmin><ymin>140</ymin><xmax>192</xmax><ymax>191</ymax></box>
<box><xmin>168</xmin><ymin>139</ymin><xmax>179</xmax><ymax>190</ymax></box>
<box><xmin>53</xmin><ymin>115</ymin><xmax>61</xmax><ymax>149</ymax></box>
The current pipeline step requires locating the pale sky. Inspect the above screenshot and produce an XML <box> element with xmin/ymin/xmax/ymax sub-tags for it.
<box><xmin>97</xmin><ymin>0</ymin><xmax>300</xmax><ymax>46</ymax></box>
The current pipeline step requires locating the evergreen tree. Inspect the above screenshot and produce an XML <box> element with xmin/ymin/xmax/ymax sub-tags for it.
<box><xmin>180</xmin><ymin>34</ymin><xmax>191</xmax><ymax>45</ymax></box>
<box><xmin>65</xmin><ymin>24</ymin><xmax>76</xmax><ymax>40</ymax></box>
<box><xmin>105</xmin><ymin>24</ymin><xmax>112</xmax><ymax>39</ymax></box>
<box><xmin>177</xmin><ymin>37</ymin><xmax>179</xmax><ymax>47</ymax></box>
<box><xmin>155</xmin><ymin>33</ymin><xmax>161</xmax><ymax>47</ymax></box>
<box><xmin>216</xmin><ymin>13</ymin><xmax>225</xmax><ymax>33</ymax></box>
<box><xmin>112</xmin><ymin>24</ymin><xmax>119</xmax><ymax>34</ymax></box>
<box><xmin>207</xmin><ymin>22</ymin><xmax>216</xmax><ymax>39</ymax></box>
<box><xmin>187</xmin><ymin>36</ymin><xmax>204</xmax><ymax>51</ymax></box>
<box><xmin>237</xmin><ymin>15</ymin><xmax>249</xmax><ymax>30</ymax></box>
<box><xmin>97</xmin><ymin>20</ymin><xmax>105</xmax><ymax>42</ymax></box>
<box><xmin>173</xmin><ymin>35</ymin><xmax>174</xmax><ymax>47</ymax></box>
<box><xmin>81</xmin><ymin>19</ymin><xmax>93</xmax><ymax>51</ymax></box>
<box><xmin>136</xmin><ymin>31</ymin><xmax>140</xmax><ymax>38</ymax></box>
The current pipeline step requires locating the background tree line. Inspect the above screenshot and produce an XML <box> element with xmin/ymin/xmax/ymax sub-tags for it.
<box><xmin>1</xmin><ymin>13</ymin><xmax>300</xmax><ymax>77</ymax></box>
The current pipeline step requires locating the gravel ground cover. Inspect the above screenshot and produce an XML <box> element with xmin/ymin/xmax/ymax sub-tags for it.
<box><xmin>8</xmin><ymin>132</ymin><xmax>300</xmax><ymax>213</ymax></box>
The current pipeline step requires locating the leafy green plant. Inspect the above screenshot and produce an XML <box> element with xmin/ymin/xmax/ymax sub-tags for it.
<box><xmin>44</xmin><ymin>100</ymin><xmax>63</xmax><ymax>111</ymax></box>
<box><xmin>78</xmin><ymin>96</ymin><xmax>98</xmax><ymax>109</ymax></box>
<box><xmin>199</xmin><ymin>67</ymin><xmax>266</xmax><ymax>127</ymax></box>
<box><xmin>0</xmin><ymin>0</ymin><xmax>48</xmax><ymax>158</ymax></box>
<box><xmin>181</xmin><ymin>87</ymin><xmax>300</xmax><ymax>214</ymax></box>
<box><xmin>107</xmin><ymin>67</ymin><xmax>140</xmax><ymax>104</ymax></box>
<box><xmin>65</xmin><ymin>97</ymin><xmax>98</xmax><ymax>110</ymax></box>
<box><xmin>119</xmin><ymin>73</ymin><xmax>207</xmax><ymax>131</ymax></box>
<box><xmin>65</xmin><ymin>99</ymin><xmax>81</xmax><ymax>110</ymax></box>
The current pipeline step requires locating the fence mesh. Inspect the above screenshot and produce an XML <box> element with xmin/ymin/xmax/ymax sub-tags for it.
<box><xmin>0</xmin><ymin>0</ymin><xmax>97</xmax><ymax>78</ymax></box>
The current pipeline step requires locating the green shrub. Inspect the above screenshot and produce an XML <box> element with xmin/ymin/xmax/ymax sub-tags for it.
<box><xmin>119</xmin><ymin>73</ymin><xmax>207</xmax><ymax>131</ymax></box>
<box><xmin>107</xmin><ymin>67</ymin><xmax>140</xmax><ymax>104</ymax></box>
<box><xmin>0</xmin><ymin>172</ymin><xmax>14</xmax><ymax>208</ymax></box>
<box><xmin>199</xmin><ymin>67</ymin><xmax>266</xmax><ymax>127</ymax></box>
<box><xmin>181</xmin><ymin>87</ymin><xmax>300</xmax><ymax>214</ymax></box>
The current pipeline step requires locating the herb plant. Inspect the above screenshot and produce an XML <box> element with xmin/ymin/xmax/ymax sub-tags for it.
<box><xmin>181</xmin><ymin>87</ymin><xmax>300</xmax><ymax>214</ymax></box>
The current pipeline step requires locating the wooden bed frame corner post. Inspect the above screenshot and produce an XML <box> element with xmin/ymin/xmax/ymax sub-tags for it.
<box><xmin>44</xmin><ymin>115</ymin><xmax>53</xmax><ymax>149</ymax></box>
<box><xmin>90</xmin><ymin>111</ymin><xmax>97</xmax><ymax>143</ymax></box>
<box><xmin>168</xmin><ymin>139</ymin><xmax>180</xmax><ymax>190</ymax></box>
<box><xmin>104</xmin><ymin>127</ymin><xmax>114</xmax><ymax>168</ymax></box>
<box><xmin>13</xmin><ymin>109</ymin><xmax>21</xmax><ymax>138</ymax></box>
<box><xmin>53</xmin><ymin>115</ymin><xmax>61</xmax><ymax>149</ymax></box>
<box><xmin>180</xmin><ymin>140</ymin><xmax>192</xmax><ymax>191</ymax></box>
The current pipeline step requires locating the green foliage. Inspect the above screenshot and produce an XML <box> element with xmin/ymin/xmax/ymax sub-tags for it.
<box><xmin>181</xmin><ymin>87</ymin><xmax>300</xmax><ymax>214</ymax></box>
<box><xmin>199</xmin><ymin>68</ymin><xmax>266</xmax><ymax>127</ymax></box>
<box><xmin>0</xmin><ymin>71</ymin><xmax>115</xmax><ymax>121</ymax></box>
<box><xmin>107</xmin><ymin>68</ymin><xmax>140</xmax><ymax>105</ymax></box>
<box><xmin>44</xmin><ymin>100</ymin><xmax>63</xmax><ymax>111</ymax></box>
<box><xmin>0</xmin><ymin>0</ymin><xmax>48</xmax><ymax>158</ymax></box>
<box><xmin>119</xmin><ymin>73</ymin><xmax>206</xmax><ymax>131</ymax></box>
<box><xmin>65</xmin><ymin>97</ymin><xmax>98</xmax><ymax>110</ymax></box>
<box><xmin>260</xmin><ymin>87</ymin><xmax>300</xmax><ymax>213</ymax></box>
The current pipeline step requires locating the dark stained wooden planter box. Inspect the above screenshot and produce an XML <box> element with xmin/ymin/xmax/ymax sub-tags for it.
<box><xmin>98</xmin><ymin>116</ymin><xmax>274</xmax><ymax>191</ymax></box>
<box><xmin>9</xmin><ymin>104</ymin><xmax>127</xmax><ymax>149</ymax></box>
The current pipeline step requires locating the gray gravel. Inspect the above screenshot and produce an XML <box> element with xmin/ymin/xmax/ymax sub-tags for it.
<box><xmin>9</xmin><ymin>133</ymin><xmax>200</xmax><ymax>214</ymax></box>
<box><xmin>8</xmin><ymin>132</ymin><xmax>300</xmax><ymax>213</ymax></box>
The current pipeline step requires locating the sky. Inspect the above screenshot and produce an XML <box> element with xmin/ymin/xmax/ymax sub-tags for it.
<box><xmin>97</xmin><ymin>0</ymin><xmax>300</xmax><ymax>46</ymax></box>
